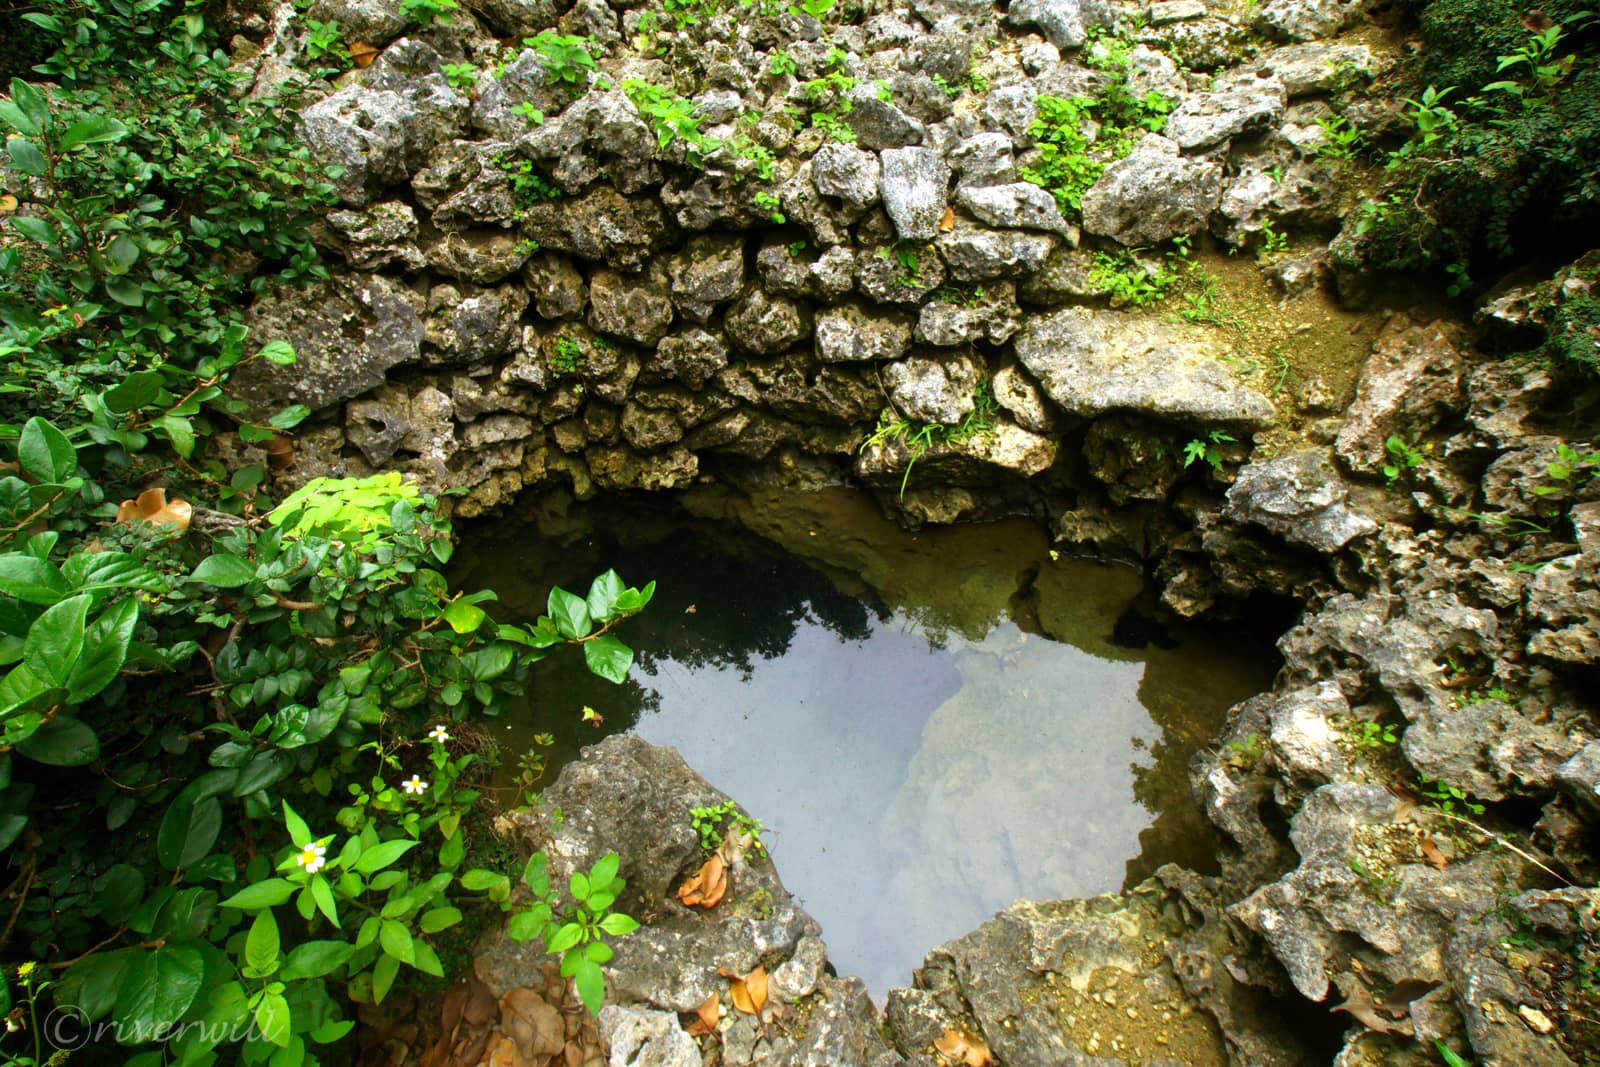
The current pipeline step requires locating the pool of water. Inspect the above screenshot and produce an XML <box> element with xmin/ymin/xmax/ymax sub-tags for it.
<box><xmin>452</xmin><ymin>487</ymin><xmax>1277</xmax><ymax>994</ymax></box>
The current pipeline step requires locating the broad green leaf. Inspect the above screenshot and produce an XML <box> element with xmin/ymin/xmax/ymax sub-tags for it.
<box><xmin>378</xmin><ymin>920</ymin><xmax>414</xmax><ymax>964</ymax></box>
<box><xmin>573</xmin><ymin>957</ymin><xmax>604</xmax><ymax>1015</ymax></box>
<box><xmin>459</xmin><ymin>869</ymin><xmax>507</xmax><ymax>892</ymax></box>
<box><xmin>58</xmin><ymin>115</ymin><xmax>128</xmax><ymax>150</ymax></box>
<box><xmin>570</xmin><ymin>871</ymin><xmax>590</xmax><ymax>901</ymax></box>
<box><xmin>589</xmin><ymin>854</ymin><xmax>620</xmax><ymax>889</ymax></box>
<box><xmin>419</xmin><ymin>906</ymin><xmax>462</xmax><ymax>933</ymax></box>
<box><xmin>67</xmin><ymin>597</ymin><xmax>138</xmax><ymax>702</ymax></box>
<box><xmin>0</xmin><ymin>554</ymin><xmax>68</xmax><ymax>604</ymax></box>
<box><xmin>15</xmin><ymin>716</ymin><xmax>98</xmax><ymax>766</ymax></box>
<box><xmin>309</xmin><ymin>1019</ymin><xmax>354</xmax><ymax>1044</ymax></box>
<box><xmin>311</xmin><ymin>875</ymin><xmax>339</xmax><ymax>927</ymax></box>
<box><xmin>114</xmin><ymin>946</ymin><xmax>206</xmax><ymax>1036</ymax></box>
<box><xmin>189</xmin><ymin>554</ymin><xmax>258</xmax><ymax>589</ymax></box>
<box><xmin>353</xmin><ymin>838</ymin><xmax>417</xmax><ymax>873</ymax></box>
<box><xmin>279</xmin><ymin>940</ymin><xmax>352</xmax><ymax>981</ymax></box>
<box><xmin>245</xmin><ymin>910</ymin><xmax>280</xmax><ymax>975</ymax></box>
<box><xmin>255</xmin><ymin>992</ymin><xmax>291</xmax><ymax>1048</ymax></box>
<box><xmin>258</xmin><ymin>341</ymin><xmax>297</xmax><ymax>366</ymax></box>
<box><xmin>586</xmin><ymin>570</ymin><xmax>625</xmax><ymax>623</ymax></box>
<box><xmin>154</xmin><ymin>415</ymin><xmax>195</xmax><ymax>456</ymax></box>
<box><xmin>18</xmin><ymin>416</ymin><xmax>75</xmax><ymax>483</ymax></box>
<box><xmin>413</xmin><ymin>939</ymin><xmax>444</xmax><ymax>977</ymax></box>
<box><xmin>6</xmin><ymin>139</ymin><xmax>47</xmax><ymax>176</ymax></box>
<box><xmin>282</xmin><ymin>801</ymin><xmax>311</xmax><ymax>848</ymax></box>
<box><xmin>9</xmin><ymin>80</ymin><xmax>49</xmax><ymax>136</ymax></box>
<box><xmin>8</xmin><ymin>217</ymin><xmax>54</xmax><ymax>245</ymax></box>
<box><xmin>268</xmin><ymin>405</ymin><xmax>311</xmax><ymax>430</ymax></box>
<box><xmin>104</xmin><ymin>234</ymin><xmax>141</xmax><ymax>272</ymax></box>
<box><xmin>441</xmin><ymin>599</ymin><xmax>486</xmax><ymax>634</ymax></box>
<box><xmin>547</xmin><ymin>586</ymin><xmax>591</xmax><ymax>639</ymax></box>
<box><xmin>104</xmin><ymin>370</ymin><xmax>164</xmax><ymax>413</ymax></box>
<box><xmin>24</xmin><ymin>594</ymin><xmax>89</xmax><ymax>687</ymax></box>
<box><xmin>157</xmin><ymin>793</ymin><xmax>222</xmax><ymax>870</ymax></box>
<box><xmin>583</xmin><ymin>635</ymin><xmax>633</xmax><ymax>684</ymax></box>
<box><xmin>545</xmin><ymin>922</ymin><xmax>583</xmax><ymax>954</ymax></box>
<box><xmin>599</xmin><ymin>912</ymin><xmax>640</xmax><ymax>936</ymax></box>
<box><xmin>105</xmin><ymin>275</ymin><xmax>145</xmax><ymax>307</ymax></box>
<box><xmin>92</xmin><ymin>864</ymin><xmax>146</xmax><ymax>924</ymax></box>
<box><xmin>371</xmin><ymin>953</ymin><xmax>399</xmax><ymax>1004</ymax></box>
<box><xmin>219</xmin><ymin>879</ymin><xmax>297</xmax><ymax>910</ymax></box>
<box><xmin>507</xmin><ymin>910</ymin><xmax>544</xmax><ymax>941</ymax></box>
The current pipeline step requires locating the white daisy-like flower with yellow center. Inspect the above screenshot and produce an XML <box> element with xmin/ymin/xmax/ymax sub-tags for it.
<box><xmin>428</xmin><ymin>724</ymin><xmax>450</xmax><ymax>743</ymax></box>
<box><xmin>401</xmin><ymin>774</ymin><xmax>428</xmax><ymax>795</ymax></box>
<box><xmin>296</xmin><ymin>841</ymin><xmax>327</xmax><ymax>875</ymax></box>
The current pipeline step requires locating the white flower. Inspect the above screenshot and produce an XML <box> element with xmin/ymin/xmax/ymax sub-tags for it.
<box><xmin>401</xmin><ymin>775</ymin><xmax>428</xmax><ymax>795</ymax></box>
<box><xmin>296</xmin><ymin>842</ymin><xmax>327</xmax><ymax>875</ymax></box>
<box><xmin>428</xmin><ymin>724</ymin><xmax>450</xmax><ymax>743</ymax></box>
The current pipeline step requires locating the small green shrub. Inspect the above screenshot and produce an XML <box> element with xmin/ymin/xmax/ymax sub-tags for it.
<box><xmin>523</xmin><ymin>32</ymin><xmax>598</xmax><ymax>85</ymax></box>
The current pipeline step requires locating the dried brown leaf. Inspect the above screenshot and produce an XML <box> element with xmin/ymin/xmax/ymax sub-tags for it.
<box><xmin>719</xmin><ymin>965</ymin><xmax>768</xmax><ymax>1016</ymax></box>
<box><xmin>933</xmin><ymin>1028</ymin><xmax>995</xmax><ymax>1066</ymax></box>
<box><xmin>115</xmin><ymin>488</ymin><xmax>192</xmax><ymax>533</ymax></box>
<box><xmin>1330</xmin><ymin>982</ymin><xmax>1414</xmax><ymax>1037</ymax></box>
<box><xmin>350</xmin><ymin>41</ymin><xmax>380</xmax><ymax>67</ymax></box>
<box><xmin>1420</xmin><ymin>837</ymin><xmax>1449</xmax><ymax>870</ymax></box>
<box><xmin>500</xmin><ymin>989</ymin><xmax>564</xmax><ymax>1059</ymax></box>
<box><xmin>939</xmin><ymin>206</ymin><xmax>956</xmax><ymax>232</ymax></box>
<box><xmin>677</xmin><ymin>853</ymin><xmax>728</xmax><ymax>908</ymax></box>
<box><xmin>686</xmin><ymin>991</ymin><xmax>719</xmax><ymax>1036</ymax></box>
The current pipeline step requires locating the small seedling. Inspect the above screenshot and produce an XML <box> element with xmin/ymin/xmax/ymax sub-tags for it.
<box><xmin>1183</xmin><ymin>430</ymin><xmax>1235</xmax><ymax>471</ymax></box>
<box><xmin>1382</xmin><ymin>435</ymin><xmax>1428</xmax><ymax>485</ymax></box>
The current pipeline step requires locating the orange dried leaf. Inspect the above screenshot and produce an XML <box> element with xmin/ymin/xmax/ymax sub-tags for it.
<box><xmin>349</xmin><ymin>41</ymin><xmax>380</xmax><ymax>67</ymax></box>
<box><xmin>676</xmin><ymin>853</ymin><xmax>727</xmax><ymax>908</ymax></box>
<box><xmin>115</xmin><ymin>488</ymin><xmax>192</xmax><ymax>533</ymax></box>
<box><xmin>718</xmin><ymin>965</ymin><xmax>767</xmax><ymax>1017</ymax></box>
<box><xmin>0</xmin><ymin>194</ymin><xmax>17</xmax><ymax>215</ymax></box>
<box><xmin>939</xmin><ymin>206</ymin><xmax>956</xmax><ymax>232</ymax></box>
<box><xmin>934</xmin><ymin>1029</ymin><xmax>995</xmax><ymax>1067</ymax></box>
<box><xmin>686</xmin><ymin>991</ymin><xmax>719</xmax><ymax>1036</ymax></box>
<box><xmin>1420</xmin><ymin>837</ymin><xmax>1448</xmax><ymax>870</ymax></box>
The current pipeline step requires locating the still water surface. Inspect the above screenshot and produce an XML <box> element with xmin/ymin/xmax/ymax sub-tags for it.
<box><xmin>454</xmin><ymin>488</ymin><xmax>1275</xmax><ymax>993</ymax></box>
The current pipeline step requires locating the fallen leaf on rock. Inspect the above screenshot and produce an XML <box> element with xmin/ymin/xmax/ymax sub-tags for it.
<box><xmin>1420</xmin><ymin>837</ymin><xmax>1449</xmax><ymax>870</ymax></box>
<box><xmin>933</xmin><ymin>1028</ymin><xmax>995</xmax><ymax>1066</ymax></box>
<box><xmin>1331</xmin><ymin>981</ymin><xmax>1414</xmax><ymax>1036</ymax></box>
<box><xmin>350</xmin><ymin>41</ymin><xmax>380</xmax><ymax>67</ymax></box>
<box><xmin>263</xmin><ymin>434</ymin><xmax>295</xmax><ymax>470</ymax></box>
<box><xmin>500</xmin><ymin>988</ymin><xmax>564</xmax><ymax>1060</ymax></box>
<box><xmin>719</xmin><ymin>965</ymin><xmax>767</xmax><ymax>1017</ymax></box>
<box><xmin>939</xmin><ymin>206</ymin><xmax>956</xmax><ymax>232</ymax></box>
<box><xmin>686</xmin><ymin>991</ymin><xmax>719</xmax><ymax>1036</ymax></box>
<box><xmin>115</xmin><ymin>488</ymin><xmax>192</xmax><ymax>533</ymax></box>
<box><xmin>1518</xmin><ymin>1004</ymin><xmax>1555</xmax><ymax>1034</ymax></box>
<box><xmin>677</xmin><ymin>852</ymin><xmax>727</xmax><ymax>908</ymax></box>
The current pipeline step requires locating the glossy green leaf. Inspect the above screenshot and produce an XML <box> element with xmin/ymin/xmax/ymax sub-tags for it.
<box><xmin>157</xmin><ymin>793</ymin><xmax>221</xmax><ymax>870</ymax></box>
<box><xmin>283</xmin><ymin>801</ymin><xmax>311</xmax><ymax>848</ymax></box>
<box><xmin>573</xmin><ymin>956</ymin><xmax>604</xmax><ymax>1015</ymax></box>
<box><xmin>6</xmin><ymin>139</ymin><xmax>47</xmax><ymax>176</ymax></box>
<box><xmin>104</xmin><ymin>370</ymin><xmax>164</xmax><ymax>413</ymax></box>
<box><xmin>114</xmin><ymin>946</ymin><xmax>206</xmax><ymax>1036</ymax></box>
<box><xmin>0</xmin><ymin>554</ymin><xmax>68</xmax><ymax>604</ymax></box>
<box><xmin>583</xmin><ymin>634</ymin><xmax>633</xmax><ymax>684</ymax></box>
<box><xmin>353</xmin><ymin>838</ymin><xmax>417</xmax><ymax>873</ymax></box>
<box><xmin>19</xmin><ymin>416</ymin><xmax>75</xmax><ymax>484</ymax></box>
<box><xmin>586</xmin><ymin>569</ymin><xmax>625</xmax><ymax>622</ymax></box>
<box><xmin>545</xmin><ymin>922</ymin><xmax>583</xmax><ymax>954</ymax></box>
<box><xmin>189</xmin><ymin>554</ymin><xmax>258</xmax><ymax>589</ymax></box>
<box><xmin>24</xmin><ymin>593</ymin><xmax>88</xmax><ymax>686</ymax></box>
<box><xmin>245</xmin><ymin>909</ymin><xmax>280</xmax><ymax>975</ymax></box>
<box><xmin>378</xmin><ymin>920</ymin><xmax>414</xmax><ymax>964</ymax></box>
<box><xmin>441</xmin><ymin>599</ymin><xmax>486</xmax><ymax>634</ymax></box>
<box><xmin>67</xmin><ymin>597</ymin><xmax>138</xmax><ymax>702</ymax></box>
<box><xmin>279</xmin><ymin>940</ymin><xmax>352</xmax><ymax>981</ymax></box>
<box><xmin>219</xmin><ymin>879</ymin><xmax>297</xmax><ymax>910</ymax></box>
<box><xmin>547</xmin><ymin>586</ymin><xmax>591</xmax><ymax>639</ymax></box>
<box><xmin>255</xmin><ymin>992</ymin><xmax>291</xmax><ymax>1047</ymax></box>
<box><xmin>371</xmin><ymin>953</ymin><xmax>399</xmax><ymax>1004</ymax></box>
<box><xmin>15</xmin><ymin>716</ymin><xmax>98</xmax><ymax>766</ymax></box>
<box><xmin>599</xmin><ymin>912</ymin><xmax>640</xmax><ymax>936</ymax></box>
<box><xmin>58</xmin><ymin>115</ymin><xmax>128</xmax><ymax>150</ymax></box>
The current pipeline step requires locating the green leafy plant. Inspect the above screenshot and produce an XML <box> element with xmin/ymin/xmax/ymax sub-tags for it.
<box><xmin>1090</xmin><ymin>250</ymin><xmax>1178</xmax><ymax>307</ymax></box>
<box><xmin>400</xmin><ymin>0</ymin><xmax>458</xmax><ymax>27</ymax></box>
<box><xmin>497</xmin><ymin>155</ymin><xmax>565</xmax><ymax>213</ymax></box>
<box><xmin>1417</xmin><ymin>777</ymin><xmax>1486</xmax><ymax>816</ymax></box>
<box><xmin>791</xmin><ymin>0</ymin><xmax>836</xmax><ymax>19</ymax></box>
<box><xmin>1484</xmin><ymin>24</ymin><xmax>1575</xmax><ymax>95</ymax></box>
<box><xmin>754</xmin><ymin>191</ymin><xmax>786</xmax><ymax>224</ymax></box>
<box><xmin>302</xmin><ymin>19</ymin><xmax>350</xmax><ymax>69</ymax></box>
<box><xmin>623</xmin><ymin>80</ymin><xmax>722</xmax><ymax>166</ymax></box>
<box><xmin>689</xmin><ymin>800</ymin><xmax>767</xmax><ymax>856</ymax></box>
<box><xmin>1346</xmin><ymin>719</ymin><xmax>1401</xmax><ymax>750</ymax></box>
<box><xmin>1435</xmin><ymin>1039</ymin><xmax>1474</xmax><ymax>1067</ymax></box>
<box><xmin>1182</xmin><ymin>430</ymin><xmax>1236</xmax><ymax>471</ymax></box>
<box><xmin>1535</xmin><ymin>442</ymin><xmax>1600</xmax><ymax>495</ymax></box>
<box><xmin>1383</xmin><ymin>435</ymin><xmax>1428</xmax><ymax>485</ymax></box>
<box><xmin>550</xmin><ymin>337</ymin><xmax>589</xmax><ymax>378</ymax></box>
<box><xmin>523</xmin><ymin>32</ymin><xmax>598</xmax><ymax>86</ymax></box>
<box><xmin>1315</xmin><ymin>113</ymin><xmax>1368</xmax><ymax>162</ymax></box>
<box><xmin>859</xmin><ymin>381</ymin><xmax>999</xmax><ymax>498</ymax></box>
<box><xmin>1257</xmin><ymin>217</ymin><xmax>1289</xmax><ymax>256</ymax></box>
<box><xmin>768</xmin><ymin>50</ymin><xmax>798</xmax><ymax>77</ymax></box>
<box><xmin>441</xmin><ymin>61</ymin><xmax>478</xmax><ymax>91</ymax></box>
